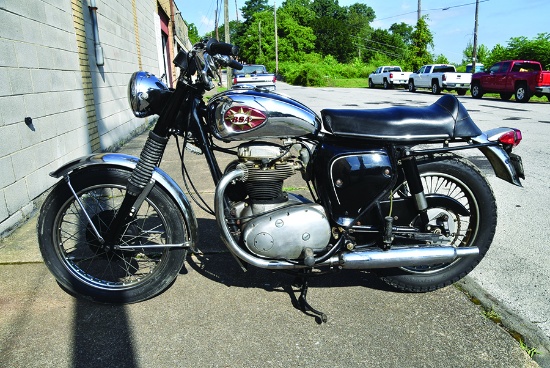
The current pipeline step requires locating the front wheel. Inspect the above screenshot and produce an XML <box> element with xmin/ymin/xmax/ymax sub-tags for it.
<box><xmin>378</xmin><ymin>156</ymin><xmax>497</xmax><ymax>292</ymax></box>
<box><xmin>38</xmin><ymin>167</ymin><xmax>189</xmax><ymax>303</ymax></box>
<box><xmin>471</xmin><ymin>83</ymin><xmax>483</xmax><ymax>99</ymax></box>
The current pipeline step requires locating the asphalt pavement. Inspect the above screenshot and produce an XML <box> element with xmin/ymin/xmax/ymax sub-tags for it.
<box><xmin>1</xmin><ymin>83</ymin><xmax>548</xmax><ymax>367</ymax></box>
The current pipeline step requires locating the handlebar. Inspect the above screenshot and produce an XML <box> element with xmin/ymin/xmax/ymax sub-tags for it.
<box><xmin>206</xmin><ymin>38</ymin><xmax>239</xmax><ymax>57</ymax></box>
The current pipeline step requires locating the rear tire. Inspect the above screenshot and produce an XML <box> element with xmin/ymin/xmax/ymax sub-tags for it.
<box><xmin>431</xmin><ymin>81</ymin><xmax>441</xmax><ymax>95</ymax></box>
<box><xmin>368</xmin><ymin>79</ymin><xmax>374</xmax><ymax>88</ymax></box>
<box><xmin>515</xmin><ymin>83</ymin><xmax>530</xmax><ymax>103</ymax></box>
<box><xmin>408</xmin><ymin>80</ymin><xmax>416</xmax><ymax>92</ymax></box>
<box><xmin>378</xmin><ymin>156</ymin><xmax>497</xmax><ymax>292</ymax></box>
<box><xmin>38</xmin><ymin>167</ymin><xmax>189</xmax><ymax>303</ymax></box>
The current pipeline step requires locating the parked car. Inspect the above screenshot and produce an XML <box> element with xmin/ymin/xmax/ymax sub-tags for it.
<box><xmin>471</xmin><ymin>60</ymin><xmax>550</xmax><ymax>102</ymax></box>
<box><xmin>466</xmin><ymin>63</ymin><xmax>485</xmax><ymax>73</ymax></box>
<box><xmin>232</xmin><ymin>64</ymin><xmax>276</xmax><ymax>91</ymax></box>
<box><xmin>408</xmin><ymin>64</ymin><xmax>471</xmax><ymax>95</ymax></box>
<box><xmin>368</xmin><ymin>66</ymin><xmax>412</xmax><ymax>89</ymax></box>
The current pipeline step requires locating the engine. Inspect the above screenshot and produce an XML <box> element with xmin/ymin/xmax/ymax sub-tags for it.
<box><xmin>228</xmin><ymin>142</ymin><xmax>331</xmax><ymax>260</ymax></box>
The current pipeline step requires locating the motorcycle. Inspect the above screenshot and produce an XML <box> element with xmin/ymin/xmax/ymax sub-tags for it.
<box><xmin>37</xmin><ymin>39</ymin><xmax>524</xmax><ymax>322</ymax></box>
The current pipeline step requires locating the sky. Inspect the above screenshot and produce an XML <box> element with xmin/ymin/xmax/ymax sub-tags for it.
<box><xmin>174</xmin><ymin>0</ymin><xmax>549</xmax><ymax>63</ymax></box>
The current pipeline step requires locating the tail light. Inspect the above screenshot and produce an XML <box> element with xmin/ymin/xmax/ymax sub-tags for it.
<box><xmin>273</xmin><ymin>76</ymin><xmax>277</xmax><ymax>83</ymax></box>
<box><xmin>233</xmin><ymin>78</ymin><xmax>237</xmax><ymax>84</ymax></box>
<box><xmin>442</xmin><ymin>74</ymin><xmax>447</xmax><ymax>81</ymax></box>
<box><xmin>389</xmin><ymin>73</ymin><xmax>394</xmax><ymax>78</ymax></box>
<box><xmin>498</xmin><ymin>128</ymin><xmax>522</xmax><ymax>147</ymax></box>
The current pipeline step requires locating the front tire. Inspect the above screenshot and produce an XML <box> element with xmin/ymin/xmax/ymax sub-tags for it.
<box><xmin>378</xmin><ymin>156</ymin><xmax>497</xmax><ymax>292</ymax></box>
<box><xmin>471</xmin><ymin>83</ymin><xmax>483</xmax><ymax>99</ymax></box>
<box><xmin>38</xmin><ymin>167</ymin><xmax>189</xmax><ymax>303</ymax></box>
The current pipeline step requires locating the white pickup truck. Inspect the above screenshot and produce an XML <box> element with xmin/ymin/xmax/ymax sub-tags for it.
<box><xmin>231</xmin><ymin>64</ymin><xmax>276</xmax><ymax>91</ymax></box>
<box><xmin>408</xmin><ymin>64</ymin><xmax>471</xmax><ymax>95</ymax></box>
<box><xmin>368</xmin><ymin>66</ymin><xmax>411</xmax><ymax>89</ymax></box>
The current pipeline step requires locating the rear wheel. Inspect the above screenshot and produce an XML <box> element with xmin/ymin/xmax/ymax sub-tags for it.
<box><xmin>38</xmin><ymin>167</ymin><xmax>189</xmax><ymax>303</ymax></box>
<box><xmin>408</xmin><ymin>80</ymin><xmax>416</xmax><ymax>92</ymax></box>
<box><xmin>378</xmin><ymin>156</ymin><xmax>497</xmax><ymax>292</ymax></box>
<box><xmin>431</xmin><ymin>81</ymin><xmax>441</xmax><ymax>95</ymax></box>
<box><xmin>368</xmin><ymin>79</ymin><xmax>374</xmax><ymax>88</ymax></box>
<box><xmin>515</xmin><ymin>83</ymin><xmax>530</xmax><ymax>103</ymax></box>
<box><xmin>383</xmin><ymin>79</ymin><xmax>390</xmax><ymax>89</ymax></box>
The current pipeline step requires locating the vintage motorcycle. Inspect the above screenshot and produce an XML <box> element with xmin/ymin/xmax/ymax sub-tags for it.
<box><xmin>38</xmin><ymin>39</ymin><xmax>524</xmax><ymax>322</ymax></box>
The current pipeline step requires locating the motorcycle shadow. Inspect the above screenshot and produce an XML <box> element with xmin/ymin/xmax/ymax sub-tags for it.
<box><xmin>184</xmin><ymin>218</ymin><xmax>397</xmax><ymax>294</ymax></box>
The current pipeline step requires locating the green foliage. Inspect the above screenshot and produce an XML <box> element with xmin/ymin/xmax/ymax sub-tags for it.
<box><xmin>409</xmin><ymin>15</ymin><xmax>434</xmax><ymax>71</ymax></box>
<box><xmin>434</xmin><ymin>54</ymin><xmax>449</xmax><ymax>64</ymax></box>
<box><xmin>186</xmin><ymin>22</ymin><xmax>201</xmax><ymax>44</ymax></box>
<box><xmin>462</xmin><ymin>41</ymin><xmax>490</xmax><ymax>65</ymax></box>
<box><xmin>485</xmin><ymin>33</ymin><xmax>550</xmax><ymax>69</ymax></box>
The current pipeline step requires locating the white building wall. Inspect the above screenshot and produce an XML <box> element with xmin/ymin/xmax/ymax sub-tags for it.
<box><xmin>0</xmin><ymin>0</ymin><xmax>162</xmax><ymax>237</ymax></box>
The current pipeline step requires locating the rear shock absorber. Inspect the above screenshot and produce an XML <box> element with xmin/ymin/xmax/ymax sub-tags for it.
<box><xmin>401</xmin><ymin>156</ymin><xmax>430</xmax><ymax>228</ymax></box>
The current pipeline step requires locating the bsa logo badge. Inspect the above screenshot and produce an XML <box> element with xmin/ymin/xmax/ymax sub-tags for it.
<box><xmin>223</xmin><ymin>106</ymin><xmax>267</xmax><ymax>131</ymax></box>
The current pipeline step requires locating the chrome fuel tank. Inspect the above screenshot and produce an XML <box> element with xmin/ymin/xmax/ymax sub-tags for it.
<box><xmin>207</xmin><ymin>89</ymin><xmax>321</xmax><ymax>140</ymax></box>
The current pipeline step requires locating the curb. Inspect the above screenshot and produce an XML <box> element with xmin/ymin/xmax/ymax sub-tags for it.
<box><xmin>458</xmin><ymin>276</ymin><xmax>550</xmax><ymax>367</ymax></box>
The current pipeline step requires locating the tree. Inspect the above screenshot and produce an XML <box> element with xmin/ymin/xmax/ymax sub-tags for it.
<box><xmin>485</xmin><ymin>33</ymin><xmax>550</xmax><ymax>69</ymax></box>
<box><xmin>186</xmin><ymin>22</ymin><xmax>201</xmax><ymax>44</ymax></box>
<box><xmin>241</xmin><ymin>0</ymin><xmax>272</xmax><ymax>25</ymax></box>
<box><xmin>364</xmin><ymin>28</ymin><xmax>406</xmax><ymax>62</ymax></box>
<box><xmin>462</xmin><ymin>41</ymin><xmax>489</xmax><ymax>65</ymax></box>
<box><xmin>409</xmin><ymin>15</ymin><xmax>433</xmax><ymax>70</ymax></box>
<box><xmin>389</xmin><ymin>22</ymin><xmax>414</xmax><ymax>45</ymax></box>
<box><xmin>238</xmin><ymin>9</ymin><xmax>315</xmax><ymax>65</ymax></box>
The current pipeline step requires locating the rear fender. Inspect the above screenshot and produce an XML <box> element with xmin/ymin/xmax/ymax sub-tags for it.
<box><xmin>471</xmin><ymin>132</ymin><xmax>523</xmax><ymax>187</ymax></box>
<box><xmin>50</xmin><ymin>153</ymin><xmax>199</xmax><ymax>251</ymax></box>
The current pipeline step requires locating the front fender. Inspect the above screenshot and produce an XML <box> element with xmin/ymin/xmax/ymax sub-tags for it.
<box><xmin>471</xmin><ymin>133</ymin><xmax>522</xmax><ymax>187</ymax></box>
<box><xmin>51</xmin><ymin>153</ymin><xmax>198</xmax><ymax>251</ymax></box>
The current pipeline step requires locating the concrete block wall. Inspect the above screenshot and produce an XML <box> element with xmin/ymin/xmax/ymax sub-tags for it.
<box><xmin>0</xmin><ymin>0</ymin><xmax>162</xmax><ymax>237</ymax></box>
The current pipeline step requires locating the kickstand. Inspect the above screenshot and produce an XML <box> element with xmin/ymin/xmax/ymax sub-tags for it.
<box><xmin>295</xmin><ymin>271</ymin><xmax>327</xmax><ymax>323</ymax></box>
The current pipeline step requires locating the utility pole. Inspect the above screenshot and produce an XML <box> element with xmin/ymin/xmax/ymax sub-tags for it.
<box><xmin>224</xmin><ymin>0</ymin><xmax>231</xmax><ymax>88</ymax></box>
<box><xmin>472</xmin><ymin>0</ymin><xmax>480</xmax><ymax>73</ymax></box>
<box><xmin>259</xmin><ymin>21</ymin><xmax>262</xmax><ymax>58</ymax></box>
<box><xmin>417</xmin><ymin>0</ymin><xmax>421</xmax><ymax>22</ymax></box>
<box><xmin>274</xmin><ymin>0</ymin><xmax>278</xmax><ymax>74</ymax></box>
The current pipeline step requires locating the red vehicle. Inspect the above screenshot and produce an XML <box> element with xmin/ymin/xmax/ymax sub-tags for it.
<box><xmin>470</xmin><ymin>60</ymin><xmax>550</xmax><ymax>102</ymax></box>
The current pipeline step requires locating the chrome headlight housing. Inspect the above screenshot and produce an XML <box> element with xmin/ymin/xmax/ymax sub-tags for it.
<box><xmin>127</xmin><ymin>71</ymin><xmax>170</xmax><ymax>118</ymax></box>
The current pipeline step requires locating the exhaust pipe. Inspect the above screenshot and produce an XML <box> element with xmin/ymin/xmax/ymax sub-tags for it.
<box><xmin>216</xmin><ymin>169</ymin><xmax>479</xmax><ymax>270</ymax></box>
<box><xmin>337</xmin><ymin>246</ymin><xmax>479</xmax><ymax>269</ymax></box>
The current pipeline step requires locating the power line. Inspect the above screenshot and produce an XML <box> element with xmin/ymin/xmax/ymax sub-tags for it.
<box><xmin>376</xmin><ymin>0</ymin><xmax>489</xmax><ymax>22</ymax></box>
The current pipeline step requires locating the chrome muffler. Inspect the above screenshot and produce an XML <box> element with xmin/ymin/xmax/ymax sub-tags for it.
<box><xmin>215</xmin><ymin>168</ymin><xmax>479</xmax><ymax>270</ymax></box>
<box><xmin>336</xmin><ymin>246</ymin><xmax>479</xmax><ymax>269</ymax></box>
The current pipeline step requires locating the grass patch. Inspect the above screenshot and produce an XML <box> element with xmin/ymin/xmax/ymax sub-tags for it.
<box><xmin>326</xmin><ymin>78</ymin><xmax>370</xmax><ymax>88</ymax></box>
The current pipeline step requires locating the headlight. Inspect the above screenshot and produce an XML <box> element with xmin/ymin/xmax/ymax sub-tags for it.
<box><xmin>127</xmin><ymin>71</ymin><xmax>170</xmax><ymax>118</ymax></box>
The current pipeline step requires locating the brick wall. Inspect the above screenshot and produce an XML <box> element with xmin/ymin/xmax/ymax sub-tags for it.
<box><xmin>0</xmin><ymin>0</ymin><xmax>162</xmax><ymax>237</ymax></box>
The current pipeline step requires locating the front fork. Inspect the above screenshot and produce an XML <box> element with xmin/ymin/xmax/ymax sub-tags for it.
<box><xmin>105</xmin><ymin>131</ymin><xmax>169</xmax><ymax>243</ymax></box>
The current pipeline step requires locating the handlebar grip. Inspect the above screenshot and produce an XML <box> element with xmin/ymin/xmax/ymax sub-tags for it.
<box><xmin>206</xmin><ymin>38</ymin><xmax>239</xmax><ymax>56</ymax></box>
<box><xmin>228</xmin><ymin>59</ymin><xmax>243</xmax><ymax>70</ymax></box>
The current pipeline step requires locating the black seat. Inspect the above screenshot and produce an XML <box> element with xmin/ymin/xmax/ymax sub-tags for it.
<box><xmin>321</xmin><ymin>94</ymin><xmax>481</xmax><ymax>142</ymax></box>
